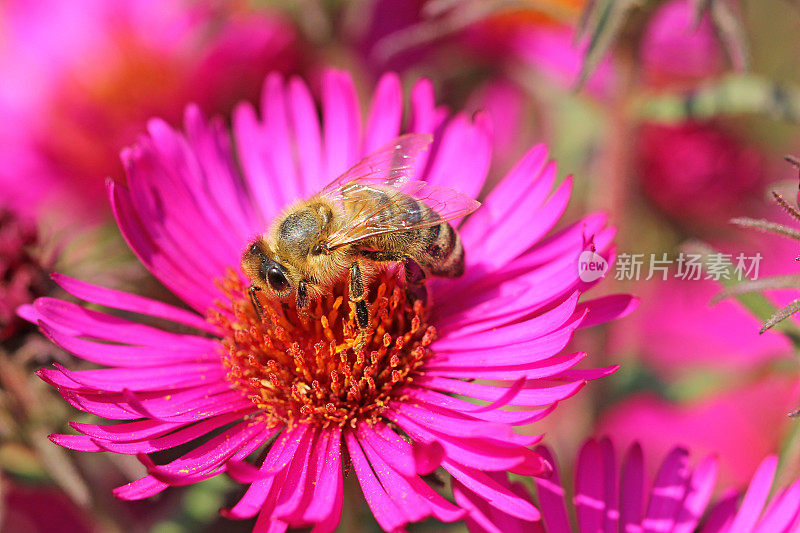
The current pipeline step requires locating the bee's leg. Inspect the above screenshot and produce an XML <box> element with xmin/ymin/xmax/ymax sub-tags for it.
<box><xmin>248</xmin><ymin>286</ymin><xmax>265</xmax><ymax>321</ymax></box>
<box><xmin>348</xmin><ymin>261</ymin><xmax>370</xmax><ymax>340</ymax></box>
<box><xmin>296</xmin><ymin>280</ymin><xmax>310</xmax><ymax>311</ymax></box>
<box><xmin>403</xmin><ymin>258</ymin><xmax>429</xmax><ymax>307</ymax></box>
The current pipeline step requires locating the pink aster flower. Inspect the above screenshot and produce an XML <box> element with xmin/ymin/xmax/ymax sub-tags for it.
<box><xmin>0</xmin><ymin>0</ymin><xmax>295</xmax><ymax>222</ymax></box>
<box><xmin>22</xmin><ymin>70</ymin><xmax>635</xmax><ymax>531</ymax></box>
<box><xmin>641</xmin><ymin>0</ymin><xmax>725</xmax><ymax>87</ymax></box>
<box><xmin>460</xmin><ymin>438</ymin><xmax>800</xmax><ymax>532</ymax></box>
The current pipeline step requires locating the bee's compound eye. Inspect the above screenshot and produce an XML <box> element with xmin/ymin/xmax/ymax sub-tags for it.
<box><xmin>267</xmin><ymin>267</ymin><xmax>290</xmax><ymax>292</ymax></box>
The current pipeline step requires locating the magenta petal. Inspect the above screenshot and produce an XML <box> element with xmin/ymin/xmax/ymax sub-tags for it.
<box><xmin>364</xmin><ymin>73</ymin><xmax>403</xmax><ymax>153</ymax></box>
<box><xmin>414</xmin><ymin>439</ymin><xmax>445</xmax><ymax>475</ymax></box>
<box><xmin>358</xmin><ymin>433</ymin><xmax>432</xmax><ymax>523</ymax></box>
<box><xmin>356</xmin><ymin>423</ymin><xmax>415</xmax><ymax>477</ymax></box>
<box><xmin>233</xmin><ymin>101</ymin><xmax>284</xmax><ymax>222</ymax></box>
<box><xmin>727</xmin><ymin>455</ymin><xmax>778</xmax><ymax>533</ymax></box>
<box><xmin>90</xmin><ymin>410</ymin><xmax>251</xmax><ymax>454</ymax></box>
<box><xmin>754</xmin><ymin>478</ymin><xmax>800</xmax><ymax>532</ymax></box>
<box><xmin>620</xmin><ymin>442</ymin><xmax>645</xmax><ymax>532</ymax></box>
<box><xmin>322</xmin><ymin>69</ymin><xmax>362</xmax><ymax>182</ymax></box>
<box><xmin>673</xmin><ymin>456</ymin><xmax>719</xmax><ymax>533</ymax></box>
<box><xmin>417</xmin><ymin>375</ymin><xmax>585</xmax><ymax>407</ymax></box>
<box><xmin>272</xmin><ymin>427</ymin><xmax>318</xmax><ymax>520</ymax></box>
<box><xmin>345</xmin><ymin>430</ymin><xmax>408</xmax><ymax>532</ymax></box>
<box><xmin>302</xmin><ymin>426</ymin><xmax>343</xmax><ymax>523</ymax></box>
<box><xmin>575</xmin><ymin>439</ymin><xmax>605</xmax><ymax>532</ymax></box>
<box><xmin>51</xmin><ymin>273</ymin><xmax>216</xmax><ymax>333</ymax></box>
<box><xmin>576</xmin><ymin>294</ymin><xmax>640</xmax><ymax>330</ymax></box>
<box><xmin>533</xmin><ymin>446</ymin><xmax>571</xmax><ymax>533</ymax></box>
<box><xmin>113</xmin><ymin>475</ymin><xmax>169</xmax><ymax>501</ymax></box>
<box><xmin>444</xmin><ymin>460</ymin><xmax>540</xmax><ymax>521</ymax></box>
<box><xmin>40</xmin><ymin>322</ymin><xmax>216</xmax><ymax>368</ymax></box>
<box><xmin>223</xmin><ymin>424</ymin><xmax>304</xmax><ymax>520</ymax></box>
<box><xmin>288</xmin><ymin>76</ymin><xmax>325</xmax><ymax>196</ymax></box>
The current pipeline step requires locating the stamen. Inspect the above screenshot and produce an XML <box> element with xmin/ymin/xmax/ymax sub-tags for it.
<box><xmin>210</xmin><ymin>267</ymin><xmax>434</xmax><ymax>427</ymax></box>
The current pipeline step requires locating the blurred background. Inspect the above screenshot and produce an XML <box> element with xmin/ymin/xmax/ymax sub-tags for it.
<box><xmin>2</xmin><ymin>0</ymin><xmax>800</xmax><ymax>531</ymax></box>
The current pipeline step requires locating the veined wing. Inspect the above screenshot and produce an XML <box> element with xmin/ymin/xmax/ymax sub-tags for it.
<box><xmin>319</xmin><ymin>133</ymin><xmax>433</xmax><ymax>194</ymax></box>
<box><xmin>324</xmin><ymin>180</ymin><xmax>481</xmax><ymax>249</ymax></box>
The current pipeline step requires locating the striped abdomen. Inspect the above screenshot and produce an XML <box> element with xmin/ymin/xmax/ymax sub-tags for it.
<box><xmin>355</xmin><ymin>191</ymin><xmax>465</xmax><ymax>278</ymax></box>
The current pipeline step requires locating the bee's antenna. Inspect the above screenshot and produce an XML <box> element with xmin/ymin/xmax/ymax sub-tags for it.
<box><xmin>248</xmin><ymin>286</ymin><xmax>265</xmax><ymax>321</ymax></box>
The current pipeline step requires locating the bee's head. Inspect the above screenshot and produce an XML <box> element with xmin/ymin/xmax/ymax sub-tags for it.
<box><xmin>241</xmin><ymin>240</ymin><xmax>294</xmax><ymax>299</ymax></box>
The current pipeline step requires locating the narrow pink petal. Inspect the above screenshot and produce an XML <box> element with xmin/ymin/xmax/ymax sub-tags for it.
<box><xmin>453</xmin><ymin>477</ymin><xmax>526</xmax><ymax>533</ymax></box>
<box><xmin>109</xmin><ymin>181</ymin><xmax>212</xmax><ymax>313</ymax></box>
<box><xmin>620</xmin><ymin>443</ymin><xmax>646</xmax><ymax>533</ymax></box>
<box><xmin>459</xmin><ymin>143</ymin><xmax>549</xmax><ymax>248</ymax></box>
<box><xmin>345</xmin><ymin>430</ymin><xmax>408</xmax><ymax>532</ymax></box>
<box><xmin>70</xmin><ymin>419</ymin><xmax>186</xmax><ymax>442</ymax></box>
<box><xmin>416</xmin><ymin>375</ymin><xmax>585</xmax><ymax>407</ymax></box>
<box><xmin>533</xmin><ymin>446</ymin><xmax>572</xmax><ymax>533</ymax></box>
<box><xmin>302</xmin><ymin>426</ymin><xmax>343</xmax><ymax>523</ymax></box>
<box><xmin>700</xmin><ymin>491</ymin><xmax>739</xmax><ymax>533</ymax></box>
<box><xmin>288</xmin><ymin>76</ymin><xmax>325</xmax><ymax>196</ymax></box>
<box><xmin>754</xmin><ymin>478</ymin><xmax>800</xmax><ymax>532</ymax></box>
<box><xmin>90</xmin><ymin>411</ymin><xmax>251</xmax><ymax>454</ymax></box>
<box><xmin>51</xmin><ymin>273</ymin><xmax>216</xmax><ymax>333</ymax></box>
<box><xmin>356</xmin><ymin>423</ymin><xmax>415</xmax><ymax>477</ymax></box>
<box><xmin>575</xmin><ymin>439</ymin><xmax>606</xmax><ymax>532</ymax></box>
<box><xmin>391</xmin><ymin>412</ymin><xmax>543</xmax><ymax>474</ymax></box>
<box><xmin>643</xmin><ymin>447</ymin><xmax>694</xmax><ymax>533</ymax></box>
<box><xmin>727</xmin><ymin>455</ymin><xmax>778</xmax><ymax>533</ymax></box>
<box><xmin>576</xmin><ymin>294</ymin><xmax>640</xmax><ymax>330</ymax></box>
<box><xmin>40</xmin><ymin>323</ymin><xmax>217</xmax><ymax>368</ymax></box>
<box><xmin>223</xmin><ymin>423</ymin><xmax>303</xmax><ymax>520</ymax></box>
<box><xmin>444</xmin><ymin>460</ymin><xmax>540</xmax><ymax>521</ymax></box>
<box><xmin>442</xmin><ymin>289</ymin><xmax>579</xmax><ymax>341</ymax></box>
<box><xmin>595</xmin><ymin>439</ymin><xmax>620</xmax><ymax>533</ymax></box>
<box><xmin>113</xmin><ymin>475</ymin><xmax>169</xmax><ymax>501</ymax></box>
<box><xmin>49</xmin><ymin>434</ymin><xmax>105</xmax><ymax>452</ymax></box>
<box><xmin>673</xmin><ymin>456</ymin><xmax>719</xmax><ymax>533</ymax></box>
<box><xmin>233</xmin><ymin>101</ymin><xmax>283</xmax><ymax>223</ymax></box>
<box><xmin>424</xmin><ymin>113</ymin><xmax>491</xmax><ymax>201</ymax></box>
<box><xmin>364</xmin><ymin>73</ymin><xmax>403</xmax><ymax>153</ymax></box>
<box><xmin>431</xmin><ymin>328</ymin><xmax>576</xmax><ymax>367</ymax></box>
<box><xmin>142</xmin><ymin>420</ymin><xmax>267</xmax><ymax>480</ymax></box>
<box><xmin>475</xmin><ymin>173</ymin><xmax>572</xmax><ymax>269</ymax></box>
<box><xmin>414</xmin><ymin>440</ymin><xmax>445</xmax><ymax>476</ymax></box>
<box><xmin>322</xmin><ymin>69</ymin><xmax>362</xmax><ymax>183</ymax></box>
<box><xmin>41</xmin><ymin>362</ymin><xmax>224</xmax><ymax>392</ymax></box>
<box><xmin>34</xmin><ymin>297</ymin><xmax>214</xmax><ymax>350</ymax></box>
<box><xmin>407</xmin><ymin>388</ymin><xmax>556</xmax><ymax>426</ymax></box>
<box><xmin>182</xmin><ymin>106</ymin><xmax>260</xmax><ymax>244</ymax></box>
<box><xmin>272</xmin><ymin>427</ymin><xmax>318</xmax><ymax>519</ymax></box>
<box><xmin>261</xmin><ymin>73</ymin><xmax>303</xmax><ymax>205</ymax></box>
<box><xmin>425</xmin><ymin>351</ymin><xmax>586</xmax><ymax>381</ymax></box>
<box><xmin>409</xmin><ymin>78</ymin><xmax>437</xmax><ymax>174</ymax></box>
<box><xmin>358</xmin><ymin>432</ymin><xmax>433</xmax><ymax>523</ymax></box>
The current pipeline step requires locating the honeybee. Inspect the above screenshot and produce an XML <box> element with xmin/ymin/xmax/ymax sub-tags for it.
<box><xmin>241</xmin><ymin>133</ymin><xmax>480</xmax><ymax>333</ymax></box>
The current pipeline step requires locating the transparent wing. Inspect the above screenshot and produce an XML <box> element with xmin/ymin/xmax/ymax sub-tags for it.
<box><xmin>320</xmin><ymin>133</ymin><xmax>433</xmax><ymax>194</ymax></box>
<box><xmin>324</xmin><ymin>180</ymin><xmax>481</xmax><ymax>249</ymax></box>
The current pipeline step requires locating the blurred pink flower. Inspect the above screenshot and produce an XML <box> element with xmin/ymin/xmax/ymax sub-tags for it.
<box><xmin>0</xmin><ymin>0</ymin><xmax>296</xmax><ymax>222</ymax></box>
<box><xmin>1</xmin><ymin>479</ymin><xmax>96</xmax><ymax>533</ymax></box>
<box><xmin>22</xmin><ymin>70</ymin><xmax>634</xmax><ymax>531</ymax></box>
<box><xmin>636</xmin><ymin>122</ymin><xmax>764</xmax><ymax>227</ymax></box>
<box><xmin>611</xmin><ymin>277</ymin><xmax>792</xmax><ymax>379</ymax></box>
<box><xmin>459</xmin><ymin>438</ymin><xmax>800</xmax><ymax>532</ymax></box>
<box><xmin>0</xmin><ymin>210</ymin><xmax>52</xmax><ymax>342</ymax></box>
<box><xmin>503</xmin><ymin>24</ymin><xmax>614</xmax><ymax>98</ymax></box>
<box><xmin>596</xmin><ymin>376</ymin><xmax>800</xmax><ymax>487</ymax></box>
<box><xmin>641</xmin><ymin>0</ymin><xmax>725</xmax><ymax>87</ymax></box>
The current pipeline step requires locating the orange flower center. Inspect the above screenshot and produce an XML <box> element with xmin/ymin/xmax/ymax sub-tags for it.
<box><xmin>209</xmin><ymin>268</ymin><xmax>435</xmax><ymax>428</ymax></box>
